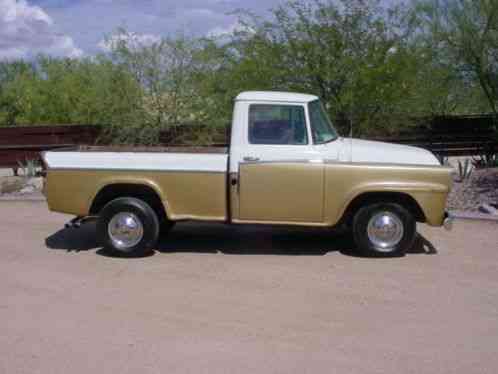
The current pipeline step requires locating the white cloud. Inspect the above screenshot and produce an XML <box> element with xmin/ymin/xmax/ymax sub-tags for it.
<box><xmin>98</xmin><ymin>31</ymin><xmax>162</xmax><ymax>52</ymax></box>
<box><xmin>207</xmin><ymin>21</ymin><xmax>254</xmax><ymax>38</ymax></box>
<box><xmin>187</xmin><ymin>8</ymin><xmax>218</xmax><ymax>18</ymax></box>
<box><xmin>0</xmin><ymin>0</ymin><xmax>83</xmax><ymax>60</ymax></box>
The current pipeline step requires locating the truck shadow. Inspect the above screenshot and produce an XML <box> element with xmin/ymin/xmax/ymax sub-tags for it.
<box><xmin>45</xmin><ymin>221</ymin><xmax>437</xmax><ymax>257</ymax></box>
<box><xmin>156</xmin><ymin>223</ymin><xmax>350</xmax><ymax>256</ymax></box>
<box><xmin>45</xmin><ymin>222</ymin><xmax>98</xmax><ymax>252</ymax></box>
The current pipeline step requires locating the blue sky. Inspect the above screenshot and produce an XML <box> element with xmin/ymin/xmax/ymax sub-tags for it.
<box><xmin>0</xmin><ymin>0</ymin><xmax>399</xmax><ymax>60</ymax></box>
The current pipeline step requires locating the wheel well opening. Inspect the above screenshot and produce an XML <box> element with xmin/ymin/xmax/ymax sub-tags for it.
<box><xmin>343</xmin><ymin>192</ymin><xmax>426</xmax><ymax>225</ymax></box>
<box><xmin>90</xmin><ymin>184</ymin><xmax>167</xmax><ymax>221</ymax></box>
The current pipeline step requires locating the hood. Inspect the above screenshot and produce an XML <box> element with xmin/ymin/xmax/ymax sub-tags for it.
<box><xmin>336</xmin><ymin>138</ymin><xmax>440</xmax><ymax>166</ymax></box>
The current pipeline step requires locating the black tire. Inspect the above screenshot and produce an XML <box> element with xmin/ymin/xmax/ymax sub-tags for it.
<box><xmin>352</xmin><ymin>202</ymin><xmax>416</xmax><ymax>257</ymax></box>
<box><xmin>97</xmin><ymin>197</ymin><xmax>160</xmax><ymax>257</ymax></box>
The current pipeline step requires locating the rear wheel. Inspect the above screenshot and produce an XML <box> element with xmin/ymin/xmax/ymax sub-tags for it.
<box><xmin>352</xmin><ymin>203</ymin><xmax>416</xmax><ymax>257</ymax></box>
<box><xmin>97</xmin><ymin>197</ymin><xmax>160</xmax><ymax>257</ymax></box>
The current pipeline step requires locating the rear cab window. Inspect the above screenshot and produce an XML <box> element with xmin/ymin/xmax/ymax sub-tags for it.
<box><xmin>248</xmin><ymin>104</ymin><xmax>308</xmax><ymax>145</ymax></box>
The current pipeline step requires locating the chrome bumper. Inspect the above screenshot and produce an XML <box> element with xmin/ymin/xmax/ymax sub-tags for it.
<box><xmin>443</xmin><ymin>212</ymin><xmax>454</xmax><ymax>231</ymax></box>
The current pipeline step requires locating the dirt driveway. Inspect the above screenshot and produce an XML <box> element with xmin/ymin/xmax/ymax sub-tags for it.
<box><xmin>1</xmin><ymin>200</ymin><xmax>498</xmax><ymax>374</ymax></box>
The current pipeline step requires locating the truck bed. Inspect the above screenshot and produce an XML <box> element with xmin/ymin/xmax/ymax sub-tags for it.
<box><xmin>43</xmin><ymin>145</ymin><xmax>229</xmax><ymax>220</ymax></box>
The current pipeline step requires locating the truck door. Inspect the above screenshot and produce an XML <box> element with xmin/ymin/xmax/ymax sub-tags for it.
<box><xmin>236</xmin><ymin>103</ymin><xmax>324</xmax><ymax>223</ymax></box>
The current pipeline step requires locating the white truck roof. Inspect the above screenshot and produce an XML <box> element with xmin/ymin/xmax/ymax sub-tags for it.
<box><xmin>236</xmin><ymin>91</ymin><xmax>319</xmax><ymax>103</ymax></box>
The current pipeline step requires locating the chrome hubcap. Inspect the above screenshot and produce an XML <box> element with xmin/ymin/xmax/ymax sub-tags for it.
<box><xmin>367</xmin><ymin>211</ymin><xmax>404</xmax><ymax>252</ymax></box>
<box><xmin>108</xmin><ymin>212</ymin><xmax>144</xmax><ymax>250</ymax></box>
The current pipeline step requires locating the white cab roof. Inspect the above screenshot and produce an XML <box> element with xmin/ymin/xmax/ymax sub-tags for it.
<box><xmin>236</xmin><ymin>91</ymin><xmax>319</xmax><ymax>103</ymax></box>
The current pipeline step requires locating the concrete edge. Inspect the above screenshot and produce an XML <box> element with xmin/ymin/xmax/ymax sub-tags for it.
<box><xmin>0</xmin><ymin>192</ymin><xmax>46</xmax><ymax>202</ymax></box>
<box><xmin>449</xmin><ymin>210</ymin><xmax>498</xmax><ymax>222</ymax></box>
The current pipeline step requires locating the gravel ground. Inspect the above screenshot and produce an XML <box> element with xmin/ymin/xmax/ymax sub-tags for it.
<box><xmin>447</xmin><ymin>167</ymin><xmax>498</xmax><ymax>212</ymax></box>
<box><xmin>1</xmin><ymin>201</ymin><xmax>498</xmax><ymax>374</ymax></box>
<box><xmin>0</xmin><ymin>168</ymin><xmax>13</xmax><ymax>177</ymax></box>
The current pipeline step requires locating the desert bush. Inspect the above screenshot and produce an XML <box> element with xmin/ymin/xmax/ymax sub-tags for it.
<box><xmin>472</xmin><ymin>153</ymin><xmax>498</xmax><ymax>169</ymax></box>
<box><xmin>458</xmin><ymin>159</ymin><xmax>474</xmax><ymax>181</ymax></box>
<box><xmin>17</xmin><ymin>158</ymin><xmax>40</xmax><ymax>178</ymax></box>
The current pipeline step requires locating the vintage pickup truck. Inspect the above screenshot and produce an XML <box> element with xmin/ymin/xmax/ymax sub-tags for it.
<box><xmin>42</xmin><ymin>91</ymin><xmax>453</xmax><ymax>257</ymax></box>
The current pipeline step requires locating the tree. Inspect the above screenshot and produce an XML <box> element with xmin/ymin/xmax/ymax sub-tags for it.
<box><xmin>0</xmin><ymin>61</ymin><xmax>34</xmax><ymax>126</ymax></box>
<box><xmin>0</xmin><ymin>56</ymin><xmax>146</xmax><ymax>143</ymax></box>
<box><xmin>415</xmin><ymin>0</ymin><xmax>498</xmax><ymax>114</ymax></box>
<box><xmin>107</xmin><ymin>30</ymin><xmax>208</xmax><ymax>131</ymax></box>
<box><xmin>210</xmin><ymin>0</ymin><xmax>435</xmax><ymax>135</ymax></box>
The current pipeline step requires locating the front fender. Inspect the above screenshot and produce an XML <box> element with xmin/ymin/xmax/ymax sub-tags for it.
<box><xmin>323</xmin><ymin>162</ymin><xmax>452</xmax><ymax>226</ymax></box>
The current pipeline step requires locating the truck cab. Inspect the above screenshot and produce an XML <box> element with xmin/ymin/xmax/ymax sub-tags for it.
<box><xmin>230</xmin><ymin>92</ymin><xmax>334</xmax><ymax>224</ymax></box>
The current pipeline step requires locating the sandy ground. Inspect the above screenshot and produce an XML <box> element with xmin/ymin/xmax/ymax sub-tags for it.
<box><xmin>1</xmin><ymin>201</ymin><xmax>498</xmax><ymax>374</ymax></box>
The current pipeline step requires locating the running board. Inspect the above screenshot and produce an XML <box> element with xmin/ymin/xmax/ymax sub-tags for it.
<box><xmin>65</xmin><ymin>216</ymin><xmax>97</xmax><ymax>229</ymax></box>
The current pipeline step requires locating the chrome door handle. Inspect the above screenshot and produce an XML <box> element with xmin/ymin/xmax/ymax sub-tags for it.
<box><xmin>243</xmin><ymin>156</ymin><xmax>260</xmax><ymax>162</ymax></box>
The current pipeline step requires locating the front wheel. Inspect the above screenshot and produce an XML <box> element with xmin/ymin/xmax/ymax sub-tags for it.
<box><xmin>97</xmin><ymin>197</ymin><xmax>160</xmax><ymax>257</ymax></box>
<box><xmin>352</xmin><ymin>203</ymin><xmax>416</xmax><ymax>257</ymax></box>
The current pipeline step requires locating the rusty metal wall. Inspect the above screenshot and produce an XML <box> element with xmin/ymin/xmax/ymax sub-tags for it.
<box><xmin>0</xmin><ymin>115</ymin><xmax>496</xmax><ymax>172</ymax></box>
<box><xmin>0</xmin><ymin>125</ymin><xmax>100</xmax><ymax>170</ymax></box>
<box><xmin>372</xmin><ymin>115</ymin><xmax>498</xmax><ymax>157</ymax></box>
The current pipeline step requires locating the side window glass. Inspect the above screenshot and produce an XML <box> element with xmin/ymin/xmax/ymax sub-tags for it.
<box><xmin>248</xmin><ymin>104</ymin><xmax>308</xmax><ymax>145</ymax></box>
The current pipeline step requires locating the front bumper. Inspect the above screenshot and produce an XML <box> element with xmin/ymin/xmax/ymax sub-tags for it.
<box><xmin>443</xmin><ymin>211</ymin><xmax>454</xmax><ymax>231</ymax></box>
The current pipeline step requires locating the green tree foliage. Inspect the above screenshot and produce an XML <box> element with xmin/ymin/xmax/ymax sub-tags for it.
<box><xmin>108</xmin><ymin>30</ymin><xmax>199</xmax><ymax>126</ymax></box>
<box><xmin>0</xmin><ymin>0</ymin><xmax>496</xmax><ymax>143</ymax></box>
<box><xmin>195</xmin><ymin>0</ymin><xmax>478</xmax><ymax>135</ymax></box>
<box><xmin>104</xmin><ymin>29</ymin><xmax>228</xmax><ymax>143</ymax></box>
<box><xmin>0</xmin><ymin>56</ymin><xmax>145</xmax><ymax>143</ymax></box>
<box><xmin>0</xmin><ymin>60</ymin><xmax>34</xmax><ymax>126</ymax></box>
<box><xmin>414</xmin><ymin>0</ymin><xmax>498</xmax><ymax>114</ymax></box>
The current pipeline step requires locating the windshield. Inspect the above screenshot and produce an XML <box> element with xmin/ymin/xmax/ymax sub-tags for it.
<box><xmin>308</xmin><ymin>100</ymin><xmax>338</xmax><ymax>144</ymax></box>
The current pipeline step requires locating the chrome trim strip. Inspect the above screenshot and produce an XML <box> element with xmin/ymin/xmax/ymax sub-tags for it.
<box><xmin>240</xmin><ymin>159</ymin><xmax>324</xmax><ymax>165</ymax></box>
<box><xmin>48</xmin><ymin>167</ymin><xmax>226</xmax><ymax>175</ymax></box>
<box><xmin>236</xmin><ymin>99</ymin><xmax>314</xmax><ymax>104</ymax></box>
<box><xmin>240</xmin><ymin>158</ymin><xmax>452</xmax><ymax>170</ymax></box>
<box><xmin>324</xmin><ymin>159</ymin><xmax>453</xmax><ymax>170</ymax></box>
<box><xmin>231</xmin><ymin>218</ymin><xmax>328</xmax><ymax>227</ymax></box>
